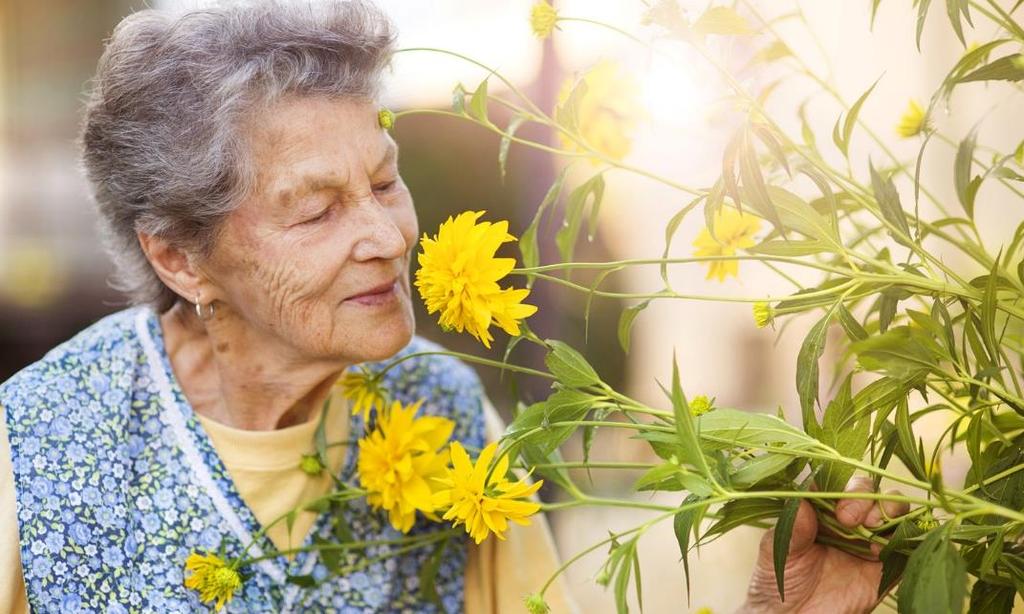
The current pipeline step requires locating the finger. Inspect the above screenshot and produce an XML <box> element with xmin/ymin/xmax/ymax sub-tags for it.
<box><xmin>835</xmin><ymin>476</ymin><xmax>875</xmax><ymax>528</ymax></box>
<box><xmin>863</xmin><ymin>490</ymin><xmax>910</xmax><ymax>528</ymax></box>
<box><xmin>787</xmin><ymin>500</ymin><xmax>820</xmax><ymax>557</ymax></box>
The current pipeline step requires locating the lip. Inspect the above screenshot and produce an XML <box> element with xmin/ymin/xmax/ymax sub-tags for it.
<box><xmin>345</xmin><ymin>278</ymin><xmax>399</xmax><ymax>303</ymax></box>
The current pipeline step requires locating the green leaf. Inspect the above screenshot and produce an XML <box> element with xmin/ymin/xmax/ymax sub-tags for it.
<box><xmin>964</xmin><ymin>433</ymin><xmax>1024</xmax><ymax>522</ymax></box>
<box><xmin>798</xmin><ymin>102</ymin><xmax>816</xmax><ymax>149</ymax></box>
<box><xmin>850</xmin><ymin>325</ymin><xmax>942</xmax><ymax>383</ymax></box>
<box><xmin>729</xmin><ymin>454</ymin><xmax>801</xmax><ymax>489</ymax></box>
<box><xmin>661</xmin><ymin>195</ymin><xmax>705</xmax><ymax>287</ymax></box>
<box><xmin>815</xmin><ymin>376</ymin><xmax>869</xmax><ymax>492</ymax></box>
<box><xmin>797</xmin><ymin>166</ymin><xmax>839</xmax><ymax>236</ymax></box>
<box><xmin>698</xmin><ymin>408</ymin><xmax>818</xmax><ymax>448</ymax></box>
<box><xmin>916</xmin><ymin>0</ymin><xmax>934</xmax><ymax>50</ymax></box>
<box><xmin>507</xmin><ymin>389</ymin><xmax>596</xmax><ymax>455</ymax></box>
<box><xmin>764</xmin><ymin>186</ymin><xmax>841</xmax><ymax>247</ymax></box>
<box><xmin>796</xmin><ymin>299</ymin><xmax>842</xmax><ymax>436</ymax></box>
<box><xmin>693</xmin><ymin>6</ymin><xmax>754</xmax><ymax>36</ymax></box>
<box><xmin>633</xmin><ymin>461</ymin><xmax>711</xmax><ymax>495</ymax></box>
<box><xmin>498</xmin><ymin>115</ymin><xmax>526</xmax><ymax>183</ymax></box>
<box><xmin>313</xmin><ymin>535</ymin><xmax>340</xmax><ymax>573</ymax></box>
<box><xmin>314</xmin><ymin>396</ymin><xmax>331</xmax><ymax>465</ymax></box>
<box><xmin>870</xmin><ymin>0</ymin><xmax>883</xmax><ymax>28</ymax></box>
<box><xmin>747</xmin><ymin>239</ymin><xmax>828</xmax><ymax>257</ymax></box>
<box><xmin>418</xmin><ymin>538</ymin><xmax>448</xmax><ymax>609</ymax></box>
<box><xmin>869</xmin><ymin>161</ymin><xmax>913</xmax><ymax>247</ymax></box>
<box><xmin>954</xmin><ymin>126</ymin><xmax>982</xmax><ymax>218</ymax></box>
<box><xmin>451</xmin><ymin>83</ymin><xmax>467</xmax><ymax>114</ymax></box>
<box><xmin>670</xmin><ymin>354</ymin><xmax>711</xmax><ymax>477</ymax></box>
<box><xmin>555</xmin><ymin>77</ymin><xmax>589</xmax><ymax>135</ymax></box>
<box><xmin>468</xmin><ymin>78</ymin><xmax>490</xmax><ymax>123</ymax></box>
<box><xmin>738</xmin><ymin>130</ymin><xmax>786</xmax><ymax>233</ymax></box>
<box><xmin>967</xmin><ymin>581</ymin><xmax>1015</xmax><ymax>614</ymax></box>
<box><xmin>751</xmin><ymin>123</ymin><xmax>791</xmax><ymax>177</ymax></box>
<box><xmin>673</xmin><ymin>495</ymin><xmax>706</xmax><ymax>603</ymax></box>
<box><xmin>878</xmin><ymin>519</ymin><xmax>923</xmax><ymax>597</ymax></box>
<box><xmin>520</xmin><ymin>166</ymin><xmax>569</xmax><ymax>274</ymax></box>
<box><xmin>897</xmin><ymin>527</ymin><xmax>968</xmax><ymax>614</ymax></box>
<box><xmin>979</xmin><ymin>253</ymin><xmax>1002</xmax><ymax>365</ymax></box>
<box><xmin>545</xmin><ymin>340</ymin><xmax>601</xmax><ymax>388</ymax></box>
<box><xmin>753</xmin><ymin>40</ymin><xmax>791</xmax><ymax>64</ymax></box>
<box><xmin>895</xmin><ymin>398</ymin><xmax>928</xmax><ymax>479</ymax></box>
<box><xmin>704</xmin><ymin>498</ymin><xmax>783</xmax><ymax>539</ymax></box>
<box><xmin>944</xmin><ymin>0</ymin><xmax>972</xmax><ymax>46</ymax></box>
<box><xmin>877</xmin><ymin>291</ymin><xmax>898</xmax><ymax>334</ymax></box>
<box><xmin>286</xmin><ymin>574</ymin><xmax>317</xmax><ymax>587</ymax></box>
<box><xmin>556</xmin><ymin>174</ymin><xmax>605</xmax><ymax>263</ymax></box>
<box><xmin>978</xmin><ymin>530</ymin><xmax>1004</xmax><ymax>577</ymax></box>
<box><xmin>837</xmin><ymin>304</ymin><xmax>868</xmax><ymax>341</ymax></box>
<box><xmin>833</xmin><ymin>78</ymin><xmax>879</xmax><ymax>156</ymax></box>
<box><xmin>772</xmin><ymin>496</ymin><xmax>802</xmax><ymax>602</ymax></box>
<box><xmin>839</xmin><ymin>77</ymin><xmax>881</xmax><ymax>157</ymax></box>
<box><xmin>618</xmin><ymin>300</ymin><xmax>651</xmax><ymax>353</ymax></box>
<box><xmin>940</xmin><ymin>40</ymin><xmax>1012</xmax><ymax>100</ymax></box>
<box><xmin>959</xmin><ymin>53</ymin><xmax>1024</xmax><ymax>83</ymax></box>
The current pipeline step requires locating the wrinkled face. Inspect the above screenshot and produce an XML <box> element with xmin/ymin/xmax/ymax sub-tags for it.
<box><xmin>202</xmin><ymin>96</ymin><xmax>417</xmax><ymax>364</ymax></box>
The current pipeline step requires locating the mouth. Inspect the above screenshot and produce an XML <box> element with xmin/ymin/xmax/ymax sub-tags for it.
<box><xmin>344</xmin><ymin>277</ymin><xmax>400</xmax><ymax>306</ymax></box>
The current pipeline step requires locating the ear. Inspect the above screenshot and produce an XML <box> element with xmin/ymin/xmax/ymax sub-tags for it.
<box><xmin>136</xmin><ymin>231</ymin><xmax>210</xmax><ymax>303</ymax></box>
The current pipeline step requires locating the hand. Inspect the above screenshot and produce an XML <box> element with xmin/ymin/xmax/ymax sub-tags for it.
<box><xmin>740</xmin><ymin>477</ymin><xmax>909</xmax><ymax>614</ymax></box>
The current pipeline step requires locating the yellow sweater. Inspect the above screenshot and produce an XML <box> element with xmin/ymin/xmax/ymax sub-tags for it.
<box><xmin>0</xmin><ymin>396</ymin><xmax>576</xmax><ymax>613</ymax></box>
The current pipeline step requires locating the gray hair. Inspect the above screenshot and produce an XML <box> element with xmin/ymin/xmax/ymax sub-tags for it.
<box><xmin>79</xmin><ymin>0</ymin><xmax>396</xmax><ymax>312</ymax></box>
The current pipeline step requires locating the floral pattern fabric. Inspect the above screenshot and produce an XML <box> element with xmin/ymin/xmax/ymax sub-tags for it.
<box><xmin>1</xmin><ymin>307</ymin><xmax>485</xmax><ymax>613</ymax></box>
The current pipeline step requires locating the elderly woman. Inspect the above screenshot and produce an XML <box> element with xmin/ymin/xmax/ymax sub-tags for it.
<box><xmin>0</xmin><ymin>1</ymin><xmax>905</xmax><ymax>612</ymax></box>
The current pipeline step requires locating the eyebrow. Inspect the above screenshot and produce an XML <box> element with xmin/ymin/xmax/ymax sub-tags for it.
<box><xmin>274</xmin><ymin>142</ymin><xmax>399</xmax><ymax>208</ymax></box>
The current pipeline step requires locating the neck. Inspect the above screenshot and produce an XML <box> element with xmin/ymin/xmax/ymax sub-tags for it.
<box><xmin>159</xmin><ymin>302</ymin><xmax>348</xmax><ymax>431</ymax></box>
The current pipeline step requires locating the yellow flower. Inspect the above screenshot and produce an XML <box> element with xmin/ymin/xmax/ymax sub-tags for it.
<box><xmin>378</xmin><ymin>107</ymin><xmax>395</xmax><ymax>131</ymax></box>
<box><xmin>529</xmin><ymin>1</ymin><xmax>558</xmax><ymax>38</ymax></box>
<box><xmin>914</xmin><ymin>511</ymin><xmax>940</xmax><ymax>531</ymax></box>
<box><xmin>692</xmin><ymin>208</ymin><xmax>762</xmax><ymax>281</ymax></box>
<box><xmin>690</xmin><ymin>395</ymin><xmax>715</xmax><ymax>417</ymax></box>
<box><xmin>415</xmin><ymin>211</ymin><xmax>538</xmax><ymax>349</ymax></box>
<box><xmin>338</xmin><ymin>368</ymin><xmax>388</xmax><ymax>421</ymax></box>
<box><xmin>432</xmin><ymin>441</ymin><xmax>543</xmax><ymax>544</ymax></box>
<box><xmin>525</xmin><ymin>593</ymin><xmax>552</xmax><ymax>614</ymax></box>
<box><xmin>555</xmin><ymin>60</ymin><xmax>641</xmax><ymax>163</ymax></box>
<box><xmin>895</xmin><ymin>99</ymin><xmax>929</xmax><ymax>138</ymax></box>
<box><xmin>357</xmin><ymin>399</ymin><xmax>455</xmax><ymax>533</ymax></box>
<box><xmin>183</xmin><ymin>552</ymin><xmax>242</xmax><ymax>612</ymax></box>
<box><xmin>298</xmin><ymin>453</ymin><xmax>324</xmax><ymax>476</ymax></box>
<box><xmin>753</xmin><ymin>302</ymin><xmax>774</xmax><ymax>328</ymax></box>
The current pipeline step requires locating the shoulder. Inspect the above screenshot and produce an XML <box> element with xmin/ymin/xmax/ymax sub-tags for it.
<box><xmin>371</xmin><ymin>336</ymin><xmax>486</xmax><ymax>444</ymax></box>
<box><xmin>0</xmin><ymin>307</ymin><xmax>143</xmax><ymax>424</ymax></box>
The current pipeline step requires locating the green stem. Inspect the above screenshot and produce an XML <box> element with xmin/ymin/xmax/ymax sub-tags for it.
<box><xmin>373</xmin><ymin>350</ymin><xmax>555</xmax><ymax>381</ymax></box>
<box><xmin>239</xmin><ymin>530</ymin><xmax>455</xmax><ymax>566</ymax></box>
<box><xmin>394</xmin><ymin>108</ymin><xmax>586</xmax><ymax>158</ymax></box>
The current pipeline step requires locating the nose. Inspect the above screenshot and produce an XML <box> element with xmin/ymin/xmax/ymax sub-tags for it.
<box><xmin>349</xmin><ymin>197</ymin><xmax>407</xmax><ymax>262</ymax></box>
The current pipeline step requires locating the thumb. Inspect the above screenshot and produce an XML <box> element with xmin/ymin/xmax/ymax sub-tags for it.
<box><xmin>760</xmin><ymin>500</ymin><xmax>819</xmax><ymax>562</ymax></box>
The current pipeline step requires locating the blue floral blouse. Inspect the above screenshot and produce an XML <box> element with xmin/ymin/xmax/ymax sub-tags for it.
<box><xmin>0</xmin><ymin>307</ymin><xmax>486</xmax><ymax>612</ymax></box>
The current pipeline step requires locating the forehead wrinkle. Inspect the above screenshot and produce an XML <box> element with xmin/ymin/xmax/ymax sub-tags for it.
<box><xmin>274</xmin><ymin>170</ymin><xmax>352</xmax><ymax>209</ymax></box>
<box><xmin>372</xmin><ymin>141</ymin><xmax>399</xmax><ymax>174</ymax></box>
<box><xmin>271</xmin><ymin>140</ymin><xmax>397</xmax><ymax>209</ymax></box>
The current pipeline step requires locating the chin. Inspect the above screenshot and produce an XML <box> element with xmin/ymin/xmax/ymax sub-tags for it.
<box><xmin>352</xmin><ymin>313</ymin><xmax>415</xmax><ymax>363</ymax></box>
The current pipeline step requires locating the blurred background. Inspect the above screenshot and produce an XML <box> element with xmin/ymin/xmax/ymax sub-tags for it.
<box><xmin>2</xmin><ymin>0</ymin><xmax>1022</xmax><ymax>611</ymax></box>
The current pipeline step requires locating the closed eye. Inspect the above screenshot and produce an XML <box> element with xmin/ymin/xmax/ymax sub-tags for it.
<box><xmin>374</xmin><ymin>180</ymin><xmax>398</xmax><ymax>193</ymax></box>
<box><xmin>301</xmin><ymin>208</ymin><xmax>331</xmax><ymax>225</ymax></box>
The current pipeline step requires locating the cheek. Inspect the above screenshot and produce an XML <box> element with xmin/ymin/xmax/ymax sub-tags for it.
<box><xmin>233</xmin><ymin>250</ymin><xmax>338</xmax><ymax>325</ymax></box>
<box><xmin>395</xmin><ymin>198</ymin><xmax>419</xmax><ymax>253</ymax></box>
